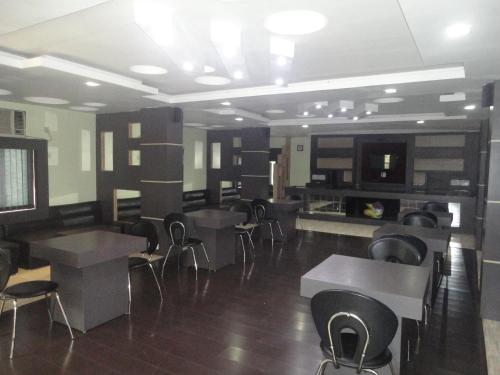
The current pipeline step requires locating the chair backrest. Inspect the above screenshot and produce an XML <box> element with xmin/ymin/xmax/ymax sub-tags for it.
<box><xmin>400</xmin><ymin>211</ymin><xmax>438</xmax><ymax>228</ymax></box>
<box><xmin>368</xmin><ymin>235</ymin><xmax>426</xmax><ymax>265</ymax></box>
<box><xmin>163</xmin><ymin>213</ymin><xmax>187</xmax><ymax>246</ymax></box>
<box><xmin>251</xmin><ymin>199</ymin><xmax>268</xmax><ymax>223</ymax></box>
<box><xmin>311</xmin><ymin>290</ymin><xmax>398</xmax><ymax>370</ymax></box>
<box><xmin>129</xmin><ymin>220</ymin><xmax>159</xmax><ymax>255</ymax></box>
<box><xmin>422</xmin><ymin>202</ymin><xmax>449</xmax><ymax>213</ymax></box>
<box><xmin>0</xmin><ymin>248</ymin><xmax>11</xmax><ymax>292</ymax></box>
<box><xmin>229</xmin><ymin>202</ymin><xmax>252</xmax><ymax>225</ymax></box>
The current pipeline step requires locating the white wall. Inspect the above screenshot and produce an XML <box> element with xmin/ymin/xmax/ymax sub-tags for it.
<box><xmin>183</xmin><ymin>127</ymin><xmax>207</xmax><ymax>191</ymax></box>
<box><xmin>0</xmin><ymin>100</ymin><xmax>96</xmax><ymax>206</ymax></box>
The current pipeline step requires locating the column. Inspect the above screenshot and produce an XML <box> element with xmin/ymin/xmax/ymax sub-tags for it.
<box><xmin>240</xmin><ymin>127</ymin><xmax>270</xmax><ymax>200</ymax></box>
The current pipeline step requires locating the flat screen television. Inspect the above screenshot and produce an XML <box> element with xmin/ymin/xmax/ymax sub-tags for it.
<box><xmin>360</xmin><ymin>142</ymin><xmax>407</xmax><ymax>185</ymax></box>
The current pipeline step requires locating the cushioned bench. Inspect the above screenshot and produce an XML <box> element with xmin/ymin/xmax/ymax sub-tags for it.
<box><xmin>183</xmin><ymin>190</ymin><xmax>209</xmax><ymax>212</ymax></box>
<box><xmin>117</xmin><ymin>197</ymin><xmax>141</xmax><ymax>222</ymax></box>
<box><xmin>220</xmin><ymin>187</ymin><xmax>241</xmax><ymax>208</ymax></box>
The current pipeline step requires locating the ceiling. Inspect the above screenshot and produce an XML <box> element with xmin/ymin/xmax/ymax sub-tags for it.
<box><xmin>0</xmin><ymin>0</ymin><xmax>497</xmax><ymax>136</ymax></box>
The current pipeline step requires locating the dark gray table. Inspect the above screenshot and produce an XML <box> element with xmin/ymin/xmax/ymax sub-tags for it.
<box><xmin>31</xmin><ymin>231</ymin><xmax>146</xmax><ymax>332</ymax></box>
<box><xmin>262</xmin><ymin>199</ymin><xmax>303</xmax><ymax>241</ymax></box>
<box><xmin>301</xmin><ymin>254</ymin><xmax>430</xmax><ymax>375</ymax></box>
<box><xmin>185</xmin><ymin>209</ymin><xmax>246</xmax><ymax>271</ymax></box>
<box><xmin>398</xmin><ymin>209</ymin><xmax>453</xmax><ymax>228</ymax></box>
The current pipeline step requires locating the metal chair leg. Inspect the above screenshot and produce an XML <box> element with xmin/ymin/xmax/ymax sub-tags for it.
<box><xmin>389</xmin><ymin>360</ymin><xmax>396</xmax><ymax>375</ymax></box>
<box><xmin>45</xmin><ymin>294</ymin><xmax>53</xmax><ymax>322</ymax></box>
<box><xmin>246</xmin><ymin>232</ymin><xmax>255</xmax><ymax>258</ymax></box>
<box><xmin>315</xmin><ymin>359</ymin><xmax>331</xmax><ymax>375</ymax></box>
<box><xmin>9</xmin><ymin>299</ymin><xmax>17</xmax><ymax>359</ymax></box>
<box><xmin>276</xmin><ymin>220</ymin><xmax>284</xmax><ymax>239</ymax></box>
<box><xmin>200</xmin><ymin>242</ymin><xmax>211</xmax><ymax>271</ymax></box>
<box><xmin>268</xmin><ymin>222</ymin><xmax>274</xmax><ymax>242</ymax></box>
<box><xmin>239</xmin><ymin>234</ymin><xmax>246</xmax><ymax>263</ymax></box>
<box><xmin>362</xmin><ymin>369</ymin><xmax>380</xmax><ymax>375</ymax></box>
<box><xmin>0</xmin><ymin>298</ymin><xmax>5</xmax><ymax>319</ymax></box>
<box><xmin>415</xmin><ymin>320</ymin><xmax>421</xmax><ymax>355</ymax></box>
<box><xmin>161</xmin><ymin>244</ymin><xmax>175</xmax><ymax>278</ymax></box>
<box><xmin>127</xmin><ymin>272</ymin><xmax>132</xmax><ymax>315</ymax></box>
<box><xmin>148</xmin><ymin>263</ymin><xmax>164</xmax><ymax>303</ymax></box>
<box><xmin>55</xmin><ymin>293</ymin><xmax>74</xmax><ymax>341</ymax></box>
<box><xmin>190</xmin><ymin>247</ymin><xmax>198</xmax><ymax>281</ymax></box>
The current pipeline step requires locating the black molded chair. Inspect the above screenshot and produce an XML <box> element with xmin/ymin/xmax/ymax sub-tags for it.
<box><xmin>0</xmin><ymin>248</ymin><xmax>74</xmax><ymax>359</ymax></box>
<box><xmin>162</xmin><ymin>213</ymin><xmax>210</xmax><ymax>280</ymax></box>
<box><xmin>251</xmin><ymin>198</ymin><xmax>284</xmax><ymax>242</ymax></box>
<box><xmin>400</xmin><ymin>211</ymin><xmax>438</xmax><ymax>228</ymax></box>
<box><xmin>422</xmin><ymin>202</ymin><xmax>449</xmax><ymax>213</ymax></box>
<box><xmin>127</xmin><ymin>220</ymin><xmax>163</xmax><ymax>315</ymax></box>
<box><xmin>229</xmin><ymin>202</ymin><xmax>257</xmax><ymax>263</ymax></box>
<box><xmin>368</xmin><ymin>236</ymin><xmax>426</xmax><ymax>266</ymax></box>
<box><xmin>311</xmin><ymin>290</ymin><xmax>397</xmax><ymax>375</ymax></box>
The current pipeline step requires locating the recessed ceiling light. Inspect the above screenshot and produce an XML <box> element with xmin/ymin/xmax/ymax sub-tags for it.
<box><xmin>83</xmin><ymin>102</ymin><xmax>107</xmax><ymax>107</ymax></box>
<box><xmin>340</xmin><ymin>107</ymin><xmax>347</xmax><ymax>112</ymax></box>
<box><xmin>328</xmin><ymin>114</ymin><xmax>333</xmax><ymax>118</ymax></box>
<box><xmin>130</xmin><ymin>65</ymin><xmax>167</xmax><ymax>75</ymax></box>
<box><xmin>265</xmin><ymin>10</ymin><xmax>327</xmax><ymax>36</ymax></box>
<box><xmin>69</xmin><ymin>106</ymin><xmax>98</xmax><ymax>112</ymax></box>
<box><xmin>266</xmin><ymin>109</ymin><xmax>286</xmax><ymax>114</ymax></box>
<box><xmin>373</xmin><ymin>97</ymin><xmax>405</xmax><ymax>104</ymax></box>
<box><xmin>302</xmin><ymin>124</ymin><xmax>309</xmax><ymax>128</ymax></box>
<box><xmin>0</xmin><ymin>89</ymin><xmax>12</xmax><ymax>95</ymax></box>
<box><xmin>212</xmin><ymin>125</ymin><xmax>224</xmax><ymax>128</ymax></box>
<box><xmin>184</xmin><ymin>122</ymin><xmax>205</xmax><ymax>127</ymax></box>
<box><xmin>303</xmin><ymin>111</ymin><xmax>309</xmax><ymax>116</ymax></box>
<box><xmin>24</xmin><ymin>97</ymin><xmax>69</xmax><ymax>105</ymax></box>
<box><xmin>366</xmin><ymin>111</ymin><xmax>372</xmax><ymax>115</ymax></box>
<box><xmin>233</xmin><ymin>70</ymin><xmax>243</xmax><ymax>80</ymax></box>
<box><xmin>194</xmin><ymin>75</ymin><xmax>231</xmax><ymax>85</ymax></box>
<box><xmin>85</xmin><ymin>81</ymin><xmax>100</xmax><ymax>87</ymax></box>
<box><xmin>352</xmin><ymin>116</ymin><xmax>359</xmax><ymax>121</ymax></box>
<box><xmin>204</xmin><ymin>65</ymin><xmax>216</xmax><ymax>73</ymax></box>
<box><xmin>417</xmin><ymin>120</ymin><xmax>425</xmax><ymax>124</ymax></box>
<box><xmin>490</xmin><ymin>106</ymin><xmax>494</xmax><ymax>111</ymax></box>
<box><xmin>315</xmin><ymin>104</ymin><xmax>322</xmax><ymax>109</ymax></box>
<box><xmin>276</xmin><ymin>56</ymin><xmax>288</xmax><ymax>67</ymax></box>
<box><xmin>464</xmin><ymin>104</ymin><xmax>476</xmax><ymax>111</ymax></box>
<box><xmin>270</xmin><ymin>36</ymin><xmax>295</xmax><ymax>58</ymax></box>
<box><xmin>385</xmin><ymin>88</ymin><xmax>397</xmax><ymax>94</ymax></box>
<box><xmin>221</xmin><ymin>101</ymin><xmax>231</xmax><ymax>106</ymax></box>
<box><xmin>446</xmin><ymin>23</ymin><xmax>471</xmax><ymax>39</ymax></box>
<box><xmin>274</xmin><ymin>78</ymin><xmax>285</xmax><ymax>86</ymax></box>
<box><xmin>183</xmin><ymin>62</ymin><xmax>194</xmax><ymax>72</ymax></box>
<box><xmin>235</xmin><ymin>117</ymin><xmax>243</xmax><ymax>121</ymax></box>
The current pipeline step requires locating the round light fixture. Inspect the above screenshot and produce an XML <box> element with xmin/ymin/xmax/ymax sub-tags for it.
<box><xmin>204</xmin><ymin>65</ymin><xmax>216</xmax><ymax>73</ymax></box>
<box><xmin>373</xmin><ymin>97</ymin><xmax>405</xmax><ymax>104</ymax></box>
<box><xmin>464</xmin><ymin>104</ymin><xmax>476</xmax><ymax>111</ymax></box>
<box><xmin>366</xmin><ymin>111</ymin><xmax>372</xmax><ymax>115</ymax></box>
<box><xmin>24</xmin><ymin>97</ymin><xmax>69</xmax><ymax>105</ymax></box>
<box><xmin>194</xmin><ymin>76</ymin><xmax>231</xmax><ymax>85</ymax></box>
<box><xmin>69</xmin><ymin>106</ymin><xmax>98</xmax><ymax>112</ymax></box>
<box><xmin>353</xmin><ymin>116</ymin><xmax>359</xmax><ymax>121</ymax></box>
<box><xmin>303</xmin><ymin>111</ymin><xmax>309</xmax><ymax>116</ymax></box>
<box><xmin>340</xmin><ymin>107</ymin><xmax>347</xmax><ymax>112</ymax></box>
<box><xmin>235</xmin><ymin>117</ymin><xmax>243</xmax><ymax>121</ymax></box>
<box><xmin>490</xmin><ymin>106</ymin><xmax>495</xmax><ymax>111</ymax></box>
<box><xmin>85</xmin><ymin>81</ymin><xmax>100</xmax><ymax>87</ymax></box>
<box><xmin>315</xmin><ymin>104</ymin><xmax>322</xmax><ymax>109</ymax></box>
<box><xmin>221</xmin><ymin>101</ymin><xmax>231</xmax><ymax>106</ymax></box>
<box><xmin>301</xmin><ymin>124</ymin><xmax>309</xmax><ymax>128</ymax></box>
<box><xmin>385</xmin><ymin>88</ymin><xmax>397</xmax><ymax>94</ymax></box>
<box><xmin>328</xmin><ymin>114</ymin><xmax>333</xmax><ymax>118</ymax></box>
<box><xmin>0</xmin><ymin>89</ymin><xmax>12</xmax><ymax>95</ymax></box>
<box><xmin>183</xmin><ymin>62</ymin><xmax>194</xmax><ymax>72</ymax></box>
<box><xmin>417</xmin><ymin>120</ymin><xmax>425</xmax><ymax>124</ymax></box>
<box><xmin>233</xmin><ymin>70</ymin><xmax>244</xmax><ymax>80</ymax></box>
<box><xmin>184</xmin><ymin>122</ymin><xmax>205</xmax><ymax>127</ymax></box>
<box><xmin>266</xmin><ymin>109</ymin><xmax>286</xmax><ymax>114</ymax></box>
<box><xmin>265</xmin><ymin>10</ymin><xmax>327</xmax><ymax>35</ymax></box>
<box><xmin>446</xmin><ymin>23</ymin><xmax>471</xmax><ymax>39</ymax></box>
<box><xmin>130</xmin><ymin>65</ymin><xmax>167</xmax><ymax>75</ymax></box>
<box><xmin>276</xmin><ymin>56</ymin><xmax>288</xmax><ymax>67</ymax></box>
<box><xmin>274</xmin><ymin>77</ymin><xmax>285</xmax><ymax>86</ymax></box>
<box><xmin>83</xmin><ymin>102</ymin><xmax>107</xmax><ymax>107</ymax></box>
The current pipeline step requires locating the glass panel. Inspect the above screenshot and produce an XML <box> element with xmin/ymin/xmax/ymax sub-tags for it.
<box><xmin>128</xmin><ymin>122</ymin><xmax>141</xmax><ymax>138</ymax></box>
<box><xmin>194</xmin><ymin>140</ymin><xmax>203</xmax><ymax>169</ymax></box>
<box><xmin>233</xmin><ymin>137</ymin><xmax>242</xmax><ymax>148</ymax></box>
<box><xmin>129</xmin><ymin>150</ymin><xmax>141</xmax><ymax>166</ymax></box>
<box><xmin>0</xmin><ymin>148</ymin><xmax>35</xmax><ymax>212</ymax></box>
<box><xmin>101</xmin><ymin>131</ymin><xmax>114</xmax><ymax>171</ymax></box>
<box><xmin>211</xmin><ymin>142</ymin><xmax>221</xmax><ymax>169</ymax></box>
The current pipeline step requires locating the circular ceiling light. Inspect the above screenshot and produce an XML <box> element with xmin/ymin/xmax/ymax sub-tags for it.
<box><xmin>184</xmin><ymin>122</ymin><xmax>205</xmax><ymax>127</ymax></box>
<box><xmin>328</xmin><ymin>113</ymin><xmax>333</xmax><ymax>118</ymax></box>
<box><xmin>352</xmin><ymin>116</ymin><xmax>359</xmax><ymax>121</ymax></box>
<box><xmin>266</xmin><ymin>109</ymin><xmax>286</xmax><ymax>114</ymax></box>
<box><xmin>385</xmin><ymin>88</ymin><xmax>397</xmax><ymax>94</ymax></box>
<box><xmin>130</xmin><ymin>65</ymin><xmax>168</xmax><ymax>75</ymax></box>
<box><xmin>276</xmin><ymin>56</ymin><xmax>288</xmax><ymax>67</ymax></box>
<box><xmin>301</xmin><ymin>124</ymin><xmax>309</xmax><ymax>128</ymax></box>
<box><xmin>183</xmin><ymin>62</ymin><xmax>195</xmax><ymax>72</ymax></box>
<box><xmin>85</xmin><ymin>81</ymin><xmax>100</xmax><ymax>87</ymax></box>
<box><xmin>274</xmin><ymin>77</ymin><xmax>285</xmax><ymax>86</ymax></box>
<box><xmin>235</xmin><ymin>117</ymin><xmax>243</xmax><ymax>121</ymax></box>
<box><xmin>373</xmin><ymin>97</ymin><xmax>405</xmax><ymax>104</ymax></box>
<box><xmin>464</xmin><ymin>104</ymin><xmax>476</xmax><ymax>111</ymax></box>
<box><xmin>24</xmin><ymin>96</ymin><xmax>69</xmax><ymax>105</ymax></box>
<box><xmin>69</xmin><ymin>106</ymin><xmax>98</xmax><ymax>112</ymax></box>
<box><xmin>204</xmin><ymin>65</ymin><xmax>216</xmax><ymax>73</ymax></box>
<box><xmin>265</xmin><ymin>10</ymin><xmax>327</xmax><ymax>36</ymax></box>
<box><xmin>446</xmin><ymin>23</ymin><xmax>471</xmax><ymax>39</ymax></box>
<box><xmin>0</xmin><ymin>89</ymin><xmax>12</xmax><ymax>95</ymax></box>
<box><xmin>417</xmin><ymin>120</ymin><xmax>425</xmax><ymax>124</ymax></box>
<box><xmin>194</xmin><ymin>75</ymin><xmax>231</xmax><ymax>85</ymax></box>
<box><xmin>233</xmin><ymin>70</ymin><xmax>244</xmax><ymax>80</ymax></box>
<box><xmin>221</xmin><ymin>101</ymin><xmax>231</xmax><ymax>106</ymax></box>
<box><xmin>83</xmin><ymin>102</ymin><xmax>107</xmax><ymax>107</ymax></box>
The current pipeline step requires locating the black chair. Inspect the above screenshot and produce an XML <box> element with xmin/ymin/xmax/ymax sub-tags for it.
<box><xmin>251</xmin><ymin>198</ymin><xmax>284</xmax><ymax>242</ymax></box>
<box><xmin>229</xmin><ymin>202</ymin><xmax>257</xmax><ymax>263</ymax></box>
<box><xmin>126</xmin><ymin>220</ymin><xmax>163</xmax><ymax>315</ymax></box>
<box><xmin>311</xmin><ymin>290</ymin><xmax>397</xmax><ymax>375</ymax></box>
<box><xmin>162</xmin><ymin>213</ymin><xmax>210</xmax><ymax>280</ymax></box>
<box><xmin>368</xmin><ymin>235</ymin><xmax>426</xmax><ymax>266</ymax></box>
<box><xmin>400</xmin><ymin>211</ymin><xmax>438</xmax><ymax>228</ymax></box>
<box><xmin>422</xmin><ymin>202</ymin><xmax>449</xmax><ymax>213</ymax></box>
<box><xmin>0</xmin><ymin>248</ymin><xmax>74</xmax><ymax>359</ymax></box>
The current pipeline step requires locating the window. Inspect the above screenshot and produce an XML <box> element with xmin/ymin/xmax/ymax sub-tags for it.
<box><xmin>0</xmin><ymin>148</ymin><xmax>35</xmax><ymax>212</ymax></box>
<box><xmin>269</xmin><ymin>161</ymin><xmax>276</xmax><ymax>185</ymax></box>
<box><xmin>211</xmin><ymin>142</ymin><xmax>221</xmax><ymax>169</ymax></box>
<box><xmin>101</xmin><ymin>131</ymin><xmax>114</xmax><ymax>171</ymax></box>
<box><xmin>194</xmin><ymin>140</ymin><xmax>203</xmax><ymax>169</ymax></box>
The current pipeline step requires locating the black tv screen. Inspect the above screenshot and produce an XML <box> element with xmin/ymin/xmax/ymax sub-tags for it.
<box><xmin>361</xmin><ymin>142</ymin><xmax>407</xmax><ymax>184</ymax></box>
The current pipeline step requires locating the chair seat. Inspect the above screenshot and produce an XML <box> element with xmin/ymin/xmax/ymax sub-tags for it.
<box><xmin>235</xmin><ymin>223</ymin><xmax>258</xmax><ymax>232</ymax></box>
<box><xmin>128</xmin><ymin>256</ymin><xmax>149</xmax><ymax>270</ymax></box>
<box><xmin>320</xmin><ymin>333</ymin><xmax>392</xmax><ymax>369</ymax></box>
<box><xmin>184</xmin><ymin>237</ymin><xmax>203</xmax><ymax>246</ymax></box>
<box><xmin>2</xmin><ymin>281</ymin><xmax>58</xmax><ymax>299</ymax></box>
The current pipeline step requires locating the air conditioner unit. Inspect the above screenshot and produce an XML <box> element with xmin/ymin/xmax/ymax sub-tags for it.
<box><xmin>0</xmin><ymin>109</ymin><xmax>25</xmax><ymax>136</ymax></box>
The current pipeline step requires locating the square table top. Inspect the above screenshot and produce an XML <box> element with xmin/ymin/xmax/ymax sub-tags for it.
<box><xmin>186</xmin><ymin>209</ymin><xmax>246</xmax><ymax>229</ymax></box>
<box><xmin>300</xmin><ymin>254</ymin><xmax>430</xmax><ymax>319</ymax></box>
<box><xmin>267</xmin><ymin>199</ymin><xmax>303</xmax><ymax>211</ymax></box>
<box><xmin>31</xmin><ymin>230</ymin><xmax>146</xmax><ymax>269</ymax></box>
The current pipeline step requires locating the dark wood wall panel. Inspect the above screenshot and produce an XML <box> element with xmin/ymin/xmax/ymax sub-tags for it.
<box><xmin>241</xmin><ymin>152</ymin><xmax>270</xmax><ymax>175</ymax></box>
<box><xmin>141</xmin><ymin>145</ymin><xmax>183</xmax><ymax>181</ymax></box>
<box><xmin>241</xmin><ymin>128</ymin><xmax>270</xmax><ymax>200</ymax></box>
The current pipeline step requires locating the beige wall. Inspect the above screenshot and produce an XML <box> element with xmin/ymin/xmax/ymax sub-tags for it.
<box><xmin>269</xmin><ymin>136</ymin><xmax>311</xmax><ymax>186</ymax></box>
<box><xmin>183</xmin><ymin>127</ymin><xmax>207</xmax><ymax>191</ymax></box>
<box><xmin>0</xmin><ymin>100</ymin><xmax>96</xmax><ymax>206</ymax></box>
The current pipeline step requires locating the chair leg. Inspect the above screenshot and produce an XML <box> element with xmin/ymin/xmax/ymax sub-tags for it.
<box><xmin>161</xmin><ymin>244</ymin><xmax>175</xmax><ymax>278</ymax></box>
<box><xmin>268</xmin><ymin>222</ymin><xmax>274</xmax><ymax>243</ymax></box>
<box><xmin>415</xmin><ymin>320</ymin><xmax>421</xmax><ymax>355</ymax></box>
<box><xmin>276</xmin><ymin>220</ymin><xmax>284</xmax><ymax>239</ymax></box>
<box><xmin>389</xmin><ymin>360</ymin><xmax>396</xmax><ymax>375</ymax></box>
<box><xmin>148</xmin><ymin>263</ymin><xmax>163</xmax><ymax>303</ymax></box>
<box><xmin>45</xmin><ymin>294</ymin><xmax>53</xmax><ymax>322</ymax></box>
<box><xmin>54</xmin><ymin>292</ymin><xmax>74</xmax><ymax>341</ymax></box>
<box><xmin>190</xmin><ymin>247</ymin><xmax>198</xmax><ymax>281</ymax></box>
<box><xmin>127</xmin><ymin>272</ymin><xmax>132</xmax><ymax>315</ymax></box>
<box><xmin>239</xmin><ymin>234</ymin><xmax>246</xmax><ymax>263</ymax></box>
<box><xmin>315</xmin><ymin>359</ymin><xmax>331</xmax><ymax>375</ymax></box>
<box><xmin>9</xmin><ymin>299</ymin><xmax>17</xmax><ymax>359</ymax></box>
<box><xmin>200</xmin><ymin>242</ymin><xmax>211</xmax><ymax>271</ymax></box>
<box><xmin>246</xmin><ymin>232</ymin><xmax>255</xmax><ymax>258</ymax></box>
<box><xmin>361</xmin><ymin>369</ymin><xmax>379</xmax><ymax>375</ymax></box>
<box><xmin>0</xmin><ymin>298</ymin><xmax>5</xmax><ymax>319</ymax></box>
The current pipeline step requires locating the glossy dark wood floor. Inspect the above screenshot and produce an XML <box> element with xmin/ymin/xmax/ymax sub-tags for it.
<box><xmin>0</xmin><ymin>231</ymin><xmax>487</xmax><ymax>375</ymax></box>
